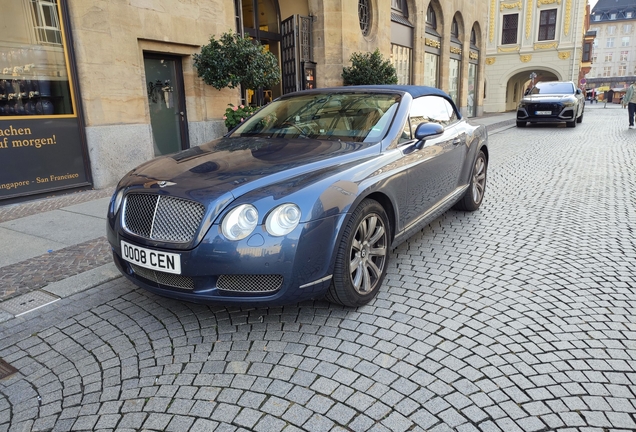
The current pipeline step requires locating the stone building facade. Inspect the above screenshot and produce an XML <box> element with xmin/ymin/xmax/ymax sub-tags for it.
<box><xmin>0</xmin><ymin>0</ymin><xmax>489</xmax><ymax>202</ymax></box>
<box><xmin>585</xmin><ymin>0</ymin><xmax>636</xmax><ymax>96</ymax></box>
<box><xmin>482</xmin><ymin>0</ymin><xmax>590</xmax><ymax>113</ymax></box>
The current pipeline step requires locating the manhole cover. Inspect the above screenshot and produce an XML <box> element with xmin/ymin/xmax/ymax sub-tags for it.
<box><xmin>0</xmin><ymin>358</ymin><xmax>18</xmax><ymax>380</ymax></box>
<box><xmin>0</xmin><ymin>291</ymin><xmax>59</xmax><ymax>317</ymax></box>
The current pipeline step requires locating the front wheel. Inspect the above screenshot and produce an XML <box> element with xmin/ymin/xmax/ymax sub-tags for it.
<box><xmin>326</xmin><ymin>199</ymin><xmax>390</xmax><ymax>307</ymax></box>
<box><xmin>576</xmin><ymin>110</ymin><xmax>584</xmax><ymax>123</ymax></box>
<box><xmin>516</xmin><ymin>121</ymin><xmax>526</xmax><ymax>127</ymax></box>
<box><xmin>453</xmin><ymin>149</ymin><xmax>488</xmax><ymax>211</ymax></box>
<box><xmin>566</xmin><ymin>120</ymin><xmax>576</xmax><ymax>128</ymax></box>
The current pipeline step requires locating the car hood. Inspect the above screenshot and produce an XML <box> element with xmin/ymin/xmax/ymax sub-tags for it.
<box><xmin>118</xmin><ymin>136</ymin><xmax>379</xmax><ymax>218</ymax></box>
<box><xmin>520</xmin><ymin>94</ymin><xmax>577</xmax><ymax>104</ymax></box>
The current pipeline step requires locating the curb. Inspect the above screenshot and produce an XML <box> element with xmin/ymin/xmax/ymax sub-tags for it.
<box><xmin>0</xmin><ymin>263</ymin><xmax>121</xmax><ymax>323</ymax></box>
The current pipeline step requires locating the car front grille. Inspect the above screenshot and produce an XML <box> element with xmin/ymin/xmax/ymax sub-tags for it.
<box><xmin>130</xmin><ymin>263</ymin><xmax>195</xmax><ymax>290</ymax></box>
<box><xmin>217</xmin><ymin>274</ymin><xmax>283</xmax><ymax>293</ymax></box>
<box><xmin>527</xmin><ymin>103</ymin><xmax>561</xmax><ymax>114</ymax></box>
<box><xmin>123</xmin><ymin>193</ymin><xmax>205</xmax><ymax>243</ymax></box>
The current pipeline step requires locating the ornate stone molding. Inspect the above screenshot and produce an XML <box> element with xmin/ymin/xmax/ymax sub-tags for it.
<box><xmin>500</xmin><ymin>1</ymin><xmax>522</xmax><ymax>11</ymax></box>
<box><xmin>520</xmin><ymin>54</ymin><xmax>532</xmax><ymax>62</ymax></box>
<box><xmin>450</xmin><ymin>46</ymin><xmax>462</xmax><ymax>55</ymax></box>
<box><xmin>564</xmin><ymin>0</ymin><xmax>572</xmax><ymax>35</ymax></box>
<box><xmin>469</xmin><ymin>51</ymin><xmax>479</xmax><ymax>60</ymax></box>
<box><xmin>526</xmin><ymin>0</ymin><xmax>533</xmax><ymax>39</ymax></box>
<box><xmin>485</xmin><ymin>57</ymin><xmax>496</xmax><ymax>65</ymax></box>
<box><xmin>537</xmin><ymin>0</ymin><xmax>560</xmax><ymax>7</ymax></box>
<box><xmin>489</xmin><ymin>0</ymin><xmax>496</xmax><ymax>42</ymax></box>
<box><xmin>534</xmin><ymin>41</ymin><xmax>558</xmax><ymax>49</ymax></box>
<box><xmin>498</xmin><ymin>45</ymin><xmax>521</xmax><ymax>52</ymax></box>
<box><xmin>558</xmin><ymin>51</ymin><xmax>571</xmax><ymax>59</ymax></box>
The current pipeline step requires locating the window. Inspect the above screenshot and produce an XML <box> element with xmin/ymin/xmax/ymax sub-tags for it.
<box><xmin>451</xmin><ymin>18</ymin><xmax>459</xmax><ymax>38</ymax></box>
<box><xmin>582</xmin><ymin>42</ymin><xmax>592</xmax><ymax>62</ymax></box>
<box><xmin>471</xmin><ymin>28</ymin><xmax>477</xmax><ymax>46</ymax></box>
<box><xmin>607</xmin><ymin>37</ymin><xmax>615</xmax><ymax>48</ymax></box>
<box><xmin>358</xmin><ymin>0</ymin><xmax>370</xmax><ymax>36</ymax></box>
<box><xmin>593</xmin><ymin>38</ymin><xmax>599</xmax><ymax>47</ymax></box>
<box><xmin>627</xmin><ymin>12</ymin><xmax>633</xmax><ymax>18</ymax></box>
<box><xmin>30</xmin><ymin>0</ymin><xmax>62</xmax><ymax>45</ymax></box>
<box><xmin>392</xmin><ymin>44</ymin><xmax>411</xmax><ymax>85</ymax></box>
<box><xmin>424</xmin><ymin>52</ymin><xmax>438</xmax><ymax>88</ymax></box>
<box><xmin>594</xmin><ymin>15</ymin><xmax>601</xmax><ymax>21</ymax></box>
<box><xmin>448</xmin><ymin>59</ymin><xmax>460</xmax><ymax>106</ymax></box>
<box><xmin>610</xmin><ymin>13</ymin><xmax>616</xmax><ymax>19</ymax></box>
<box><xmin>409</xmin><ymin>96</ymin><xmax>457</xmax><ymax>131</ymax></box>
<box><xmin>622</xmin><ymin>36</ymin><xmax>630</xmax><ymax>46</ymax></box>
<box><xmin>619</xmin><ymin>65</ymin><xmax>627</xmax><ymax>75</ymax></box>
<box><xmin>592</xmin><ymin>54</ymin><xmax>598</xmax><ymax>63</ymax></box>
<box><xmin>502</xmin><ymin>14</ymin><xmax>519</xmax><ymax>44</ymax></box>
<box><xmin>391</xmin><ymin>0</ymin><xmax>405</xmax><ymax>12</ymax></box>
<box><xmin>620</xmin><ymin>50</ymin><xmax>629</xmax><ymax>61</ymax></box>
<box><xmin>604</xmin><ymin>52</ymin><xmax>613</xmax><ymax>62</ymax></box>
<box><xmin>624</xmin><ymin>24</ymin><xmax>632</xmax><ymax>33</ymax></box>
<box><xmin>603</xmin><ymin>66</ymin><xmax>612</xmax><ymax>76</ymax></box>
<box><xmin>538</xmin><ymin>9</ymin><xmax>557</xmax><ymax>41</ymax></box>
<box><xmin>607</xmin><ymin>26</ymin><xmax>616</xmax><ymax>35</ymax></box>
<box><xmin>426</xmin><ymin>5</ymin><xmax>437</xmax><ymax>30</ymax></box>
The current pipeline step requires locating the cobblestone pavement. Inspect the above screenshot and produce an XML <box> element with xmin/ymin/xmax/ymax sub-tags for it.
<box><xmin>1</xmin><ymin>106</ymin><xmax>635</xmax><ymax>431</ymax></box>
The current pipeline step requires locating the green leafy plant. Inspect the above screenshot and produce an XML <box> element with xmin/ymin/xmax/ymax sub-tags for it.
<box><xmin>193</xmin><ymin>32</ymin><xmax>281</xmax><ymax>91</ymax></box>
<box><xmin>223</xmin><ymin>103</ymin><xmax>257</xmax><ymax>129</ymax></box>
<box><xmin>342</xmin><ymin>49</ymin><xmax>398</xmax><ymax>86</ymax></box>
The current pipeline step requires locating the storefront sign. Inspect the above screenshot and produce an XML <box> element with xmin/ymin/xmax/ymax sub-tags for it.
<box><xmin>0</xmin><ymin>118</ymin><xmax>89</xmax><ymax>198</ymax></box>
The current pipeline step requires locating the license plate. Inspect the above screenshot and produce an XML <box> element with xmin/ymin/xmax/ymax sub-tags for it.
<box><xmin>120</xmin><ymin>240</ymin><xmax>181</xmax><ymax>274</ymax></box>
<box><xmin>535</xmin><ymin>110</ymin><xmax>551</xmax><ymax>115</ymax></box>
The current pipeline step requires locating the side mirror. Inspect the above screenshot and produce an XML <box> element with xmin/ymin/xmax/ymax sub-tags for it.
<box><xmin>576</xmin><ymin>88</ymin><xmax>582</xmax><ymax>95</ymax></box>
<box><xmin>414</xmin><ymin>122</ymin><xmax>444</xmax><ymax>146</ymax></box>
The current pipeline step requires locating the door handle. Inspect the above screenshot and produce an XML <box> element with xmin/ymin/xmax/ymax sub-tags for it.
<box><xmin>452</xmin><ymin>138</ymin><xmax>462</xmax><ymax>146</ymax></box>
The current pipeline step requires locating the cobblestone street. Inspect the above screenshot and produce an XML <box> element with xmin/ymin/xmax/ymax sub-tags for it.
<box><xmin>1</xmin><ymin>105</ymin><xmax>635</xmax><ymax>431</ymax></box>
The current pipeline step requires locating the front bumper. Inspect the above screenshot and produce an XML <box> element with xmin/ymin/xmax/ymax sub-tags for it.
<box><xmin>517</xmin><ymin>104</ymin><xmax>577</xmax><ymax>123</ymax></box>
<box><xmin>108</xmin><ymin>214</ymin><xmax>345</xmax><ymax>306</ymax></box>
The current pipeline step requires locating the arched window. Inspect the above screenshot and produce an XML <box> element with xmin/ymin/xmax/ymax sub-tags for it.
<box><xmin>359</xmin><ymin>0</ymin><xmax>371</xmax><ymax>36</ymax></box>
<box><xmin>391</xmin><ymin>0</ymin><xmax>413</xmax><ymax>84</ymax></box>
<box><xmin>470</xmin><ymin>28</ymin><xmax>477</xmax><ymax>46</ymax></box>
<box><xmin>426</xmin><ymin>5</ymin><xmax>437</xmax><ymax>30</ymax></box>
<box><xmin>451</xmin><ymin>18</ymin><xmax>459</xmax><ymax>38</ymax></box>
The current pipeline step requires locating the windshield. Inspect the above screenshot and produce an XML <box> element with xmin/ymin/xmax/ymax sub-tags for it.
<box><xmin>231</xmin><ymin>92</ymin><xmax>401</xmax><ymax>142</ymax></box>
<box><xmin>529</xmin><ymin>82</ymin><xmax>575</xmax><ymax>95</ymax></box>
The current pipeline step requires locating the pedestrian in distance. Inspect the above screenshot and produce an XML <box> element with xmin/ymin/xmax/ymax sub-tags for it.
<box><xmin>622</xmin><ymin>81</ymin><xmax>636</xmax><ymax>129</ymax></box>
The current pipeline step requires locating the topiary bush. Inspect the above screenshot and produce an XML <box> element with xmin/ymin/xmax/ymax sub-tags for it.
<box><xmin>193</xmin><ymin>32</ymin><xmax>281</xmax><ymax>91</ymax></box>
<box><xmin>342</xmin><ymin>49</ymin><xmax>398</xmax><ymax>86</ymax></box>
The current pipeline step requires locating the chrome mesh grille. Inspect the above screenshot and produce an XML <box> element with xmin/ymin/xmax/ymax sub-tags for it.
<box><xmin>217</xmin><ymin>275</ymin><xmax>283</xmax><ymax>293</ymax></box>
<box><xmin>123</xmin><ymin>194</ymin><xmax>205</xmax><ymax>243</ymax></box>
<box><xmin>130</xmin><ymin>263</ymin><xmax>195</xmax><ymax>290</ymax></box>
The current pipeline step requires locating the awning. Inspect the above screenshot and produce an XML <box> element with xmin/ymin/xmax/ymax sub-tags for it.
<box><xmin>596</xmin><ymin>86</ymin><xmax>610</xmax><ymax>92</ymax></box>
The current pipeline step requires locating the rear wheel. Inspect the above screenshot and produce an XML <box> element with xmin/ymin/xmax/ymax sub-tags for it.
<box><xmin>326</xmin><ymin>199</ymin><xmax>389</xmax><ymax>307</ymax></box>
<box><xmin>516</xmin><ymin>121</ymin><xmax>526</xmax><ymax>127</ymax></box>
<box><xmin>453</xmin><ymin>149</ymin><xmax>488</xmax><ymax>211</ymax></box>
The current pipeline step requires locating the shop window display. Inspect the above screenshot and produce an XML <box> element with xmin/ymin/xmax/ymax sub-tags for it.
<box><xmin>0</xmin><ymin>0</ymin><xmax>74</xmax><ymax>117</ymax></box>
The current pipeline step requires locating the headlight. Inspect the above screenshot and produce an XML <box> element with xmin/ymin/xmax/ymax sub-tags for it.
<box><xmin>266</xmin><ymin>203</ymin><xmax>301</xmax><ymax>236</ymax></box>
<box><xmin>221</xmin><ymin>204</ymin><xmax>259</xmax><ymax>240</ymax></box>
<box><xmin>563</xmin><ymin>101</ymin><xmax>576</xmax><ymax>107</ymax></box>
<box><xmin>111</xmin><ymin>189</ymin><xmax>125</xmax><ymax>215</ymax></box>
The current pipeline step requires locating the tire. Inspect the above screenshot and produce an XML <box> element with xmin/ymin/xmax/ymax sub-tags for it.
<box><xmin>453</xmin><ymin>149</ymin><xmax>488</xmax><ymax>212</ymax></box>
<box><xmin>576</xmin><ymin>110</ymin><xmax>584</xmax><ymax>123</ymax></box>
<box><xmin>566</xmin><ymin>120</ymin><xmax>576</xmax><ymax>128</ymax></box>
<box><xmin>516</xmin><ymin>121</ymin><xmax>526</xmax><ymax>127</ymax></box>
<box><xmin>326</xmin><ymin>199</ymin><xmax>389</xmax><ymax>307</ymax></box>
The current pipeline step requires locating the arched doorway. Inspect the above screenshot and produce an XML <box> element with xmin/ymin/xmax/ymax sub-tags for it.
<box><xmin>238</xmin><ymin>0</ymin><xmax>282</xmax><ymax>105</ymax></box>
<box><xmin>505</xmin><ymin>69</ymin><xmax>559</xmax><ymax>111</ymax></box>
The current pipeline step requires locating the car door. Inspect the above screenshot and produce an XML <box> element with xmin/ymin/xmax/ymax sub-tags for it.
<box><xmin>401</xmin><ymin>95</ymin><xmax>467</xmax><ymax>226</ymax></box>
